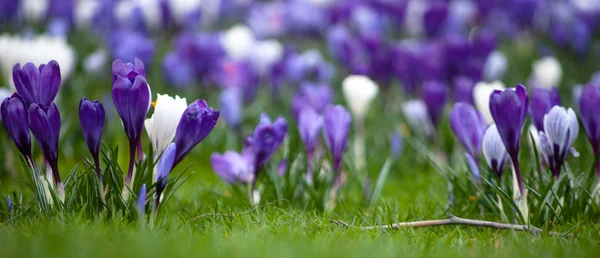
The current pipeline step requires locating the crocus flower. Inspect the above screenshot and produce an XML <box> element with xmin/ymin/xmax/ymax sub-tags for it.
<box><xmin>539</xmin><ymin>106</ymin><xmax>579</xmax><ymax>179</ymax></box>
<box><xmin>220</xmin><ymin>24</ymin><xmax>255</xmax><ymax>61</ymax></box>
<box><xmin>154</xmin><ymin>143</ymin><xmax>176</xmax><ymax>213</ymax></box>
<box><xmin>7</xmin><ymin>196</ymin><xmax>12</xmax><ymax>218</ymax></box>
<box><xmin>291</xmin><ymin>82</ymin><xmax>334</xmax><ymax>119</ymax></box>
<box><xmin>110</xmin><ymin>30</ymin><xmax>155</xmax><ymax>65</ymax></box>
<box><xmin>298</xmin><ymin>106</ymin><xmax>323</xmax><ymax>181</ymax></box>
<box><xmin>530</xmin><ymin>56</ymin><xmax>562</xmax><ymax>89</ymax></box>
<box><xmin>342</xmin><ymin>75</ymin><xmax>379</xmax><ymax>120</ymax></box>
<box><xmin>489</xmin><ymin>84</ymin><xmax>528</xmax><ymax>194</ymax></box>
<box><xmin>243</xmin><ymin>114</ymin><xmax>287</xmax><ymax>173</ymax></box>
<box><xmin>173</xmin><ymin>99</ymin><xmax>220</xmax><ymax>166</ymax></box>
<box><xmin>1</xmin><ymin>93</ymin><xmax>32</xmax><ymax>162</ymax></box>
<box><xmin>112</xmin><ymin>58</ymin><xmax>151</xmax><ymax>185</ymax></box>
<box><xmin>137</xmin><ymin>183</ymin><xmax>146</xmax><ymax>216</ymax></box>
<box><xmin>449</xmin><ymin>103</ymin><xmax>487</xmax><ymax>158</ymax></box>
<box><xmin>323</xmin><ymin>105</ymin><xmax>351</xmax><ymax>172</ymax></box>
<box><xmin>219</xmin><ymin>88</ymin><xmax>242</xmax><ymax>130</ymax></box>
<box><xmin>145</xmin><ymin>93</ymin><xmax>187</xmax><ymax>157</ymax></box>
<box><xmin>482</xmin><ymin>50</ymin><xmax>508</xmax><ymax>82</ymax></box>
<box><xmin>482</xmin><ymin>124</ymin><xmax>508</xmax><ymax>177</ymax></box>
<box><xmin>529</xmin><ymin>86</ymin><xmax>560</xmax><ymax>132</ymax></box>
<box><xmin>79</xmin><ymin>97</ymin><xmax>105</xmax><ymax>193</ymax></box>
<box><xmin>285</xmin><ymin>49</ymin><xmax>335</xmax><ymax>84</ymax></box>
<box><xmin>453</xmin><ymin>76</ymin><xmax>474</xmax><ymax>105</ymax></box>
<box><xmin>12</xmin><ymin>60</ymin><xmax>61</xmax><ymax>107</ymax></box>
<box><xmin>579</xmin><ymin>84</ymin><xmax>600</xmax><ymax>157</ymax></box>
<box><xmin>473</xmin><ymin>80</ymin><xmax>505</xmax><ymax>124</ymax></box>
<box><xmin>29</xmin><ymin>102</ymin><xmax>63</xmax><ymax>199</ymax></box>
<box><xmin>210</xmin><ymin>151</ymin><xmax>254</xmax><ymax>184</ymax></box>
<box><xmin>422</xmin><ymin>80</ymin><xmax>448</xmax><ymax>127</ymax></box>
<box><xmin>402</xmin><ymin>99</ymin><xmax>434</xmax><ymax>138</ymax></box>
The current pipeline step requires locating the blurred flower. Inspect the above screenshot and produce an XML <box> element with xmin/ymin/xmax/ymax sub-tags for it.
<box><xmin>449</xmin><ymin>103</ymin><xmax>487</xmax><ymax>158</ymax></box>
<box><xmin>219</xmin><ymin>88</ymin><xmax>242</xmax><ymax>130</ymax></box>
<box><xmin>173</xmin><ymin>99</ymin><xmax>220</xmax><ymax>166</ymax></box>
<box><xmin>530</xmin><ymin>56</ymin><xmax>562</xmax><ymax>89</ymax></box>
<box><xmin>291</xmin><ymin>82</ymin><xmax>334</xmax><ymax>119</ymax></box>
<box><xmin>79</xmin><ymin>97</ymin><xmax>105</xmax><ymax>162</ymax></box>
<box><xmin>12</xmin><ymin>61</ymin><xmax>60</xmax><ymax>107</ymax></box>
<box><xmin>423</xmin><ymin>0</ymin><xmax>448</xmax><ymax>37</ymax></box>
<box><xmin>214</xmin><ymin>59</ymin><xmax>259</xmax><ymax>102</ymax></box>
<box><xmin>482</xmin><ymin>124</ymin><xmax>508</xmax><ymax>177</ymax></box>
<box><xmin>323</xmin><ymin>105</ymin><xmax>351</xmax><ymax>172</ymax></box>
<box><xmin>285</xmin><ymin>0</ymin><xmax>328</xmax><ymax>36</ymax></box>
<box><xmin>453</xmin><ymin>76</ymin><xmax>474</xmax><ymax>104</ymax></box>
<box><xmin>7</xmin><ymin>196</ymin><xmax>12</xmax><ymax>217</ymax></box>
<box><xmin>29</xmin><ymin>102</ymin><xmax>63</xmax><ymax>199</ymax></box>
<box><xmin>529</xmin><ymin>86</ymin><xmax>560</xmax><ymax>132</ymax></box>
<box><xmin>285</xmin><ymin>49</ymin><xmax>334</xmax><ymax>84</ymax></box>
<box><xmin>390</xmin><ymin>130</ymin><xmax>403</xmax><ymax>159</ymax></box>
<box><xmin>465</xmin><ymin>153</ymin><xmax>480</xmax><ymax>180</ymax></box>
<box><xmin>221</xmin><ymin>24</ymin><xmax>255</xmax><ymax>61</ymax></box>
<box><xmin>402</xmin><ymin>99</ymin><xmax>433</xmax><ymax>137</ymax></box>
<box><xmin>83</xmin><ymin>49</ymin><xmax>108</xmax><ymax>75</ymax></box>
<box><xmin>422</xmin><ymin>80</ymin><xmax>447</xmax><ymax>127</ymax></box>
<box><xmin>299</xmin><ymin>106</ymin><xmax>323</xmax><ymax>181</ymax></box>
<box><xmin>21</xmin><ymin>0</ymin><xmax>49</xmax><ymax>22</ymax></box>
<box><xmin>243</xmin><ymin>114</ymin><xmax>287</xmax><ymax>172</ymax></box>
<box><xmin>350</xmin><ymin>4</ymin><xmax>384</xmax><ymax>38</ymax></box>
<box><xmin>110</xmin><ymin>30</ymin><xmax>155</xmax><ymax>65</ymax></box>
<box><xmin>483</xmin><ymin>50</ymin><xmax>508</xmax><ymax>81</ymax></box>
<box><xmin>539</xmin><ymin>106</ymin><xmax>579</xmax><ymax>179</ymax></box>
<box><xmin>246</xmin><ymin>1</ymin><xmax>287</xmax><ymax>38</ymax></box>
<box><xmin>47</xmin><ymin>18</ymin><xmax>71</xmax><ymax>38</ymax></box>
<box><xmin>137</xmin><ymin>183</ymin><xmax>146</xmax><ymax>216</ymax></box>
<box><xmin>1</xmin><ymin>93</ymin><xmax>32</xmax><ymax>162</ymax></box>
<box><xmin>210</xmin><ymin>151</ymin><xmax>254</xmax><ymax>184</ymax></box>
<box><xmin>473</xmin><ymin>80</ymin><xmax>505</xmax><ymax>124</ymax></box>
<box><xmin>342</xmin><ymin>75</ymin><xmax>379</xmax><ymax>120</ymax></box>
<box><xmin>0</xmin><ymin>0</ymin><xmax>20</xmax><ymax>22</ymax></box>
<box><xmin>145</xmin><ymin>93</ymin><xmax>187</xmax><ymax>157</ymax></box>
<box><xmin>249</xmin><ymin>39</ymin><xmax>283</xmax><ymax>76</ymax></box>
<box><xmin>579</xmin><ymin>84</ymin><xmax>600</xmax><ymax>156</ymax></box>
<box><xmin>277</xmin><ymin>158</ymin><xmax>287</xmax><ymax>176</ymax></box>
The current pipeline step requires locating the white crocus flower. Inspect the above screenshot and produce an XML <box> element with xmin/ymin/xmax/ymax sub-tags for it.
<box><xmin>250</xmin><ymin>39</ymin><xmax>283</xmax><ymax>76</ymax></box>
<box><xmin>531</xmin><ymin>56</ymin><xmax>562</xmax><ymax>89</ymax></box>
<box><xmin>482</xmin><ymin>124</ymin><xmax>508</xmax><ymax>176</ymax></box>
<box><xmin>21</xmin><ymin>0</ymin><xmax>49</xmax><ymax>22</ymax></box>
<box><xmin>145</xmin><ymin>94</ymin><xmax>188</xmax><ymax>159</ymax></box>
<box><xmin>473</xmin><ymin>80</ymin><xmax>505</xmax><ymax>124</ymax></box>
<box><xmin>483</xmin><ymin>50</ymin><xmax>508</xmax><ymax>81</ymax></box>
<box><xmin>543</xmin><ymin>106</ymin><xmax>579</xmax><ymax>160</ymax></box>
<box><xmin>402</xmin><ymin>99</ymin><xmax>434</xmax><ymax>138</ymax></box>
<box><xmin>221</xmin><ymin>24</ymin><xmax>256</xmax><ymax>61</ymax></box>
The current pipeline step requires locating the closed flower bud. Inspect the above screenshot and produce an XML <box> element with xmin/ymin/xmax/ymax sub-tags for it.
<box><xmin>210</xmin><ymin>151</ymin><xmax>254</xmax><ymax>184</ymax></box>
<box><xmin>529</xmin><ymin>86</ymin><xmax>560</xmax><ymax>132</ymax></box>
<box><xmin>1</xmin><ymin>93</ymin><xmax>32</xmax><ymax>161</ymax></box>
<box><xmin>342</xmin><ymin>75</ymin><xmax>379</xmax><ymax>119</ymax></box>
<box><xmin>173</xmin><ymin>100</ymin><xmax>220</xmax><ymax>166</ymax></box>
<box><xmin>542</xmin><ymin>106</ymin><xmax>579</xmax><ymax>178</ymax></box>
<box><xmin>323</xmin><ymin>105</ymin><xmax>351</xmax><ymax>172</ymax></box>
<box><xmin>29</xmin><ymin>102</ymin><xmax>63</xmax><ymax>193</ymax></box>
<box><xmin>145</xmin><ymin>93</ymin><xmax>187</xmax><ymax>157</ymax></box>
<box><xmin>449</xmin><ymin>103</ymin><xmax>486</xmax><ymax>158</ymax></box>
<box><xmin>137</xmin><ymin>184</ymin><xmax>146</xmax><ymax>216</ymax></box>
<box><xmin>243</xmin><ymin>114</ymin><xmax>287</xmax><ymax>173</ymax></box>
<box><xmin>579</xmin><ymin>84</ymin><xmax>600</xmax><ymax>156</ymax></box>
<box><xmin>482</xmin><ymin>124</ymin><xmax>508</xmax><ymax>177</ymax></box>
<box><xmin>79</xmin><ymin>97</ymin><xmax>105</xmax><ymax>159</ymax></box>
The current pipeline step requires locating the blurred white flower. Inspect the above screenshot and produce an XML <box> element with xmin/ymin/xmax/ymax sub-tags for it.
<box><xmin>342</xmin><ymin>75</ymin><xmax>379</xmax><ymax>119</ymax></box>
<box><xmin>531</xmin><ymin>56</ymin><xmax>562</xmax><ymax>89</ymax></box>
<box><xmin>402</xmin><ymin>99</ymin><xmax>433</xmax><ymax>137</ymax></box>
<box><xmin>473</xmin><ymin>80</ymin><xmax>505</xmax><ymax>124</ymax></box>
<box><xmin>115</xmin><ymin>0</ymin><xmax>162</xmax><ymax>30</ymax></box>
<box><xmin>21</xmin><ymin>0</ymin><xmax>49</xmax><ymax>22</ymax></box>
<box><xmin>404</xmin><ymin>0</ymin><xmax>427</xmax><ymax>37</ymax></box>
<box><xmin>250</xmin><ymin>39</ymin><xmax>283</xmax><ymax>76</ymax></box>
<box><xmin>221</xmin><ymin>24</ymin><xmax>256</xmax><ymax>61</ymax></box>
<box><xmin>145</xmin><ymin>94</ymin><xmax>188</xmax><ymax>157</ymax></box>
<box><xmin>0</xmin><ymin>33</ymin><xmax>76</xmax><ymax>89</ymax></box>
<box><xmin>168</xmin><ymin>0</ymin><xmax>203</xmax><ymax>24</ymax></box>
<box><xmin>75</xmin><ymin>0</ymin><xmax>101</xmax><ymax>28</ymax></box>
<box><xmin>483</xmin><ymin>50</ymin><xmax>508</xmax><ymax>82</ymax></box>
<box><xmin>84</xmin><ymin>49</ymin><xmax>108</xmax><ymax>74</ymax></box>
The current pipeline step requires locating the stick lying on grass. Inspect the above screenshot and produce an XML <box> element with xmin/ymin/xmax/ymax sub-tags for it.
<box><xmin>330</xmin><ymin>215</ymin><xmax>573</xmax><ymax>237</ymax></box>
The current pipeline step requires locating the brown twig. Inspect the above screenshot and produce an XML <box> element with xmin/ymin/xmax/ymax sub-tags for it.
<box><xmin>330</xmin><ymin>215</ymin><xmax>572</xmax><ymax>237</ymax></box>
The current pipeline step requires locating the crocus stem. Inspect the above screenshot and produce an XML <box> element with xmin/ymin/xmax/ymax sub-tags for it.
<box><xmin>353</xmin><ymin>118</ymin><xmax>366</xmax><ymax>171</ymax></box>
<box><xmin>126</xmin><ymin>138</ymin><xmax>136</xmax><ymax>187</ymax></box>
<box><xmin>510</xmin><ymin>156</ymin><xmax>528</xmax><ymax>222</ymax></box>
<box><xmin>248</xmin><ymin>179</ymin><xmax>257</xmax><ymax>206</ymax></box>
<box><xmin>510</xmin><ymin>154</ymin><xmax>524</xmax><ymax>196</ymax></box>
<box><xmin>93</xmin><ymin>155</ymin><xmax>105</xmax><ymax>203</ymax></box>
<box><xmin>49</xmin><ymin>163</ymin><xmax>64</xmax><ymax>202</ymax></box>
<box><xmin>136</xmin><ymin>139</ymin><xmax>143</xmax><ymax>161</ymax></box>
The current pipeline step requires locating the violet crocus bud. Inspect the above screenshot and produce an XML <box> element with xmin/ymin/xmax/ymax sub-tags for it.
<box><xmin>79</xmin><ymin>97</ymin><xmax>105</xmax><ymax>160</ymax></box>
<box><xmin>489</xmin><ymin>84</ymin><xmax>528</xmax><ymax>194</ymax></box>
<box><xmin>173</xmin><ymin>100</ymin><xmax>220</xmax><ymax>166</ymax></box>
<box><xmin>422</xmin><ymin>80</ymin><xmax>447</xmax><ymax>127</ymax></box>
<box><xmin>219</xmin><ymin>89</ymin><xmax>242</xmax><ymax>130</ymax></box>
<box><xmin>482</xmin><ymin>124</ymin><xmax>508</xmax><ymax>178</ymax></box>
<box><xmin>12</xmin><ymin>60</ymin><xmax>61</xmax><ymax>107</ymax></box>
<box><xmin>453</xmin><ymin>76</ymin><xmax>474</xmax><ymax>105</ymax></box>
<box><xmin>579</xmin><ymin>84</ymin><xmax>600</xmax><ymax>156</ymax></box>
<box><xmin>111</xmin><ymin>58</ymin><xmax>151</xmax><ymax>186</ymax></box>
<box><xmin>323</xmin><ymin>105</ymin><xmax>351</xmax><ymax>172</ymax></box>
<box><xmin>465</xmin><ymin>153</ymin><xmax>480</xmax><ymax>180</ymax></box>
<box><xmin>298</xmin><ymin>106</ymin><xmax>323</xmax><ymax>180</ymax></box>
<box><xmin>29</xmin><ymin>102</ymin><xmax>63</xmax><ymax>198</ymax></box>
<box><xmin>290</xmin><ymin>82</ymin><xmax>334</xmax><ymax>119</ymax></box>
<box><xmin>210</xmin><ymin>151</ymin><xmax>254</xmax><ymax>184</ymax></box>
<box><xmin>449</xmin><ymin>103</ymin><xmax>487</xmax><ymax>158</ymax></box>
<box><xmin>154</xmin><ymin>143</ymin><xmax>176</xmax><ymax>213</ymax></box>
<box><xmin>542</xmin><ymin>106</ymin><xmax>579</xmax><ymax>179</ymax></box>
<box><xmin>1</xmin><ymin>93</ymin><xmax>32</xmax><ymax>162</ymax></box>
<box><xmin>137</xmin><ymin>183</ymin><xmax>146</xmax><ymax>216</ymax></box>
<box><xmin>243</xmin><ymin>114</ymin><xmax>287</xmax><ymax>173</ymax></box>
<box><xmin>529</xmin><ymin>87</ymin><xmax>560</xmax><ymax>132</ymax></box>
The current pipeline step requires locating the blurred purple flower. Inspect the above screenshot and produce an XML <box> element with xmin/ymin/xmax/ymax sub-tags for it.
<box><xmin>163</xmin><ymin>33</ymin><xmax>224</xmax><ymax>87</ymax></box>
<box><xmin>219</xmin><ymin>89</ymin><xmax>242</xmax><ymax>130</ymax></box>
<box><xmin>453</xmin><ymin>76</ymin><xmax>474</xmax><ymax>104</ymax></box>
<box><xmin>211</xmin><ymin>151</ymin><xmax>254</xmax><ymax>184</ymax></box>
<box><xmin>110</xmin><ymin>30</ymin><xmax>155</xmax><ymax>65</ymax></box>
<box><xmin>482</xmin><ymin>124</ymin><xmax>508</xmax><ymax>178</ymax></box>
<box><xmin>423</xmin><ymin>1</ymin><xmax>448</xmax><ymax>37</ymax></box>
<box><xmin>579</xmin><ymin>84</ymin><xmax>600</xmax><ymax>156</ymax></box>
<box><xmin>291</xmin><ymin>82</ymin><xmax>334</xmax><ymax>119</ymax></box>
<box><xmin>285</xmin><ymin>49</ymin><xmax>335</xmax><ymax>84</ymax></box>
<box><xmin>298</xmin><ymin>106</ymin><xmax>323</xmax><ymax>180</ymax></box>
<box><xmin>449</xmin><ymin>103</ymin><xmax>487</xmax><ymax>158</ymax></box>
<box><xmin>243</xmin><ymin>114</ymin><xmax>287</xmax><ymax>173</ymax></box>
<box><xmin>285</xmin><ymin>0</ymin><xmax>328</xmax><ymax>37</ymax></box>
<box><xmin>529</xmin><ymin>86</ymin><xmax>560</xmax><ymax>132</ymax></box>
<box><xmin>137</xmin><ymin>183</ymin><xmax>146</xmax><ymax>216</ymax></box>
<box><xmin>323</xmin><ymin>105</ymin><xmax>351</xmax><ymax>173</ymax></box>
<box><xmin>246</xmin><ymin>1</ymin><xmax>287</xmax><ymax>38</ymax></box>
<box><xmin>422</xmin><ymin>80</ymin><xmax>447</xmax><ymax>127</ymax></box>
<box><xmin>214</xmin><ymin>59</ymin><xmax>260</xmax><ymax>102</ymax></box>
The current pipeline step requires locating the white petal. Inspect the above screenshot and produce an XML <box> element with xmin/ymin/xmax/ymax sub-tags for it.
<box><xmin>473</xmin><ymin>80</ymin><xmax>505</xmax><ymax>124</ymax></box>
<box><xmin>342</xmin><ymin>75</ymin><xmax>379</xmax><ymax>119</ymax></box>
<box><xmin>531</xmin><ymin>56</ymin><xmax>562</xmax><ymax>89</ymax></box>
<box><xmin>482</xmin><ymin>124</ymin><xmax>508</xmax><ymax>171</ymax></box>
<box><xmin>221</xmin><ymin>24</ymin><xmax>256</xmax><ymax>61</ymax></box>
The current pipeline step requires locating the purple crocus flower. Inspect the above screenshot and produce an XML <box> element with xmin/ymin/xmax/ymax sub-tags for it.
<box><xmin>112</xmin><ymin>59</ymin><xmax>151</xmax><ymax>185</ymax></box>
<box><xmin>1</xmin><ymin>93</ymin><xmax>32</xmax><ymax>163</ymax></box>
<box><xmin>12</xmin><ymin>61</ymin><xmax>61</xmax><ymax>107</ymax></box>
<box><xmin>423</xmin><ymin>1</ymin><xmax>449</xmax><ymax>38</ymax></box>
<box><xmin>214</xmin><ymin>59</ymin><xmax>260</xmax><ymax>103</ymax></box>
<box><xmin>219</xmin><ymin>89</ymin><xmax>242</xmax><ymax>130</ymax></box>
<box><xmin>110</xmin><ymin>30</ymin><xmax>155</xmax><ymax>65</ymax></box>
<box><xmin>173</xmin><ymin>100</ymin><xmax>220</xmax><ymax>166</ymax></box>
<box><xmin>298</xmin><ymin>106</ymin><xmax>323</xmax><ymax>181</ymax></box>
<box><xmin>154</xmin><ymin>143</ymin><xmax>176</xmax><ymax>213</ymax></box>
<box><xmin>422</xmin><ymin>80</ymin><xmax>448</xmax><ymax>127</ymax></box>
<box><xmin>29</xmin><ymin>102</ymin><xmax>62</xmax><ymax>190</ymax></box>
<box><xmin>529</xmin><ymin>86</ymin><xmax>560</xmax><ymax>132</ymax></box>
<box><xmin>242</xmin><ymin>114</ymin><xmax>287</xmax><ymax>173</ymax></box>
<box><xmin>579</xmin><ymin>84</ymin><xmax>600</xmax><ymax>157</ymax></box>
<box><xmin>453</xmin><ymin>76</ymin><xmax>474</xmax><ymax>104</ymax></box>
<box><xmin>291</xmin><ymin>82</ymin><xmax>334</xmax><ymax>119</ymax></box>
<box><xmin>7</xmin><ymin>196</ymin><xmax>12</xmax><ymax>218</ymax></box>
<box><xmin>79</xmin><ymin>97</ymin><xmax>105</xmax><ymax>188</ymax></box>
<box><xmin>449</xmin><ymin>103</ymin><xmax>487</xmax><ymax>158</ymax></box>
<box><xmin>323</xmin><ymin>105</ymin><xmax>352</xmax><ymax>173</ymax></box>
<box><xmin>137</xmin><ymin>183</ymin><xmax>146</xmax><ymax>216</ymax></box>
<box><xmin>210</xmin><ymin>151</ymin><xmax>254</xmax><ymax>184</ymax></box>
<box><xmin>489</xmin><ymin>84</ymin><xmax>528</xmax><ymax>192</ymax></box>
<box><xmin>285</xmin><ymin>49</ymin><xmax>335</xmax><ymax>84</ymax></box>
